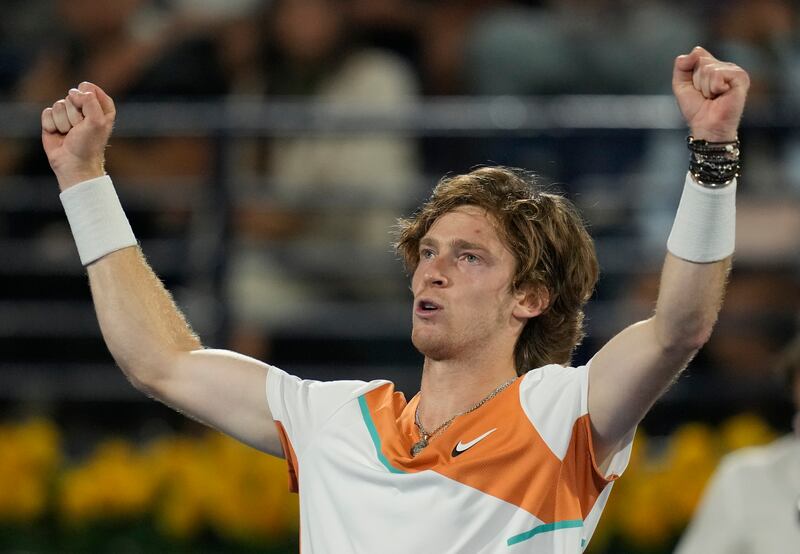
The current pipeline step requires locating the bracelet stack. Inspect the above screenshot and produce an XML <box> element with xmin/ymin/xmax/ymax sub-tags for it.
<box><xmin>687</xmin><ymin>136</ymin><xmax>741</xmax><ymax>188</ymax></box>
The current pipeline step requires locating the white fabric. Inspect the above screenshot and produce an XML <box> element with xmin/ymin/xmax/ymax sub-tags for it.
<box><xmin>667</xmin><ymin>171</ymin><xmax>736</xmax><ymax>263</ymax></box>
<box><xmin>266</xmin><ymin>369</ymin><xmax>388</xmax><ymax>455</ymax></box>
<box><xmin>59</xmin><ymin>175</ymin><xmax>137</xmax><ymax>265</ymax></box>
<box><xmin>675</xmin><ymin>435</ymin><xmax>800</xmax><ymax>554</ymax></box>
<box><xmin>266</xmin><ymin>364</ymin><xmax>634</xmax><ymax>553</ymax></box>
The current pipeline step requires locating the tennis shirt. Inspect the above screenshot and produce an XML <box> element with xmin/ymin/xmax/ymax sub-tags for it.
<box><xmin>266</xmin><ymin>362</ymin><xmax>634</xmax><ymax>553</ymax></box>
<box><xmin>675</xmin><ymin>435</ymin><xmax>800</xmax><ymax>554</ymax></box>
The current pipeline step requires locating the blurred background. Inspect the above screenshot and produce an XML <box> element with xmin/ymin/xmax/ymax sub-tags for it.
<box><xmin>0</xmin><ymin>0</ymin><xmax>798</xmax><ymax>552</ymax></box>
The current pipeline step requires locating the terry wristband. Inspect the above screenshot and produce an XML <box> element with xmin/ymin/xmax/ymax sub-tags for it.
<box><xmin>59</xmin><ymin>175</ymin><xmax>138</xmax><ymax>266</ymax></box>
<box><xmin>666</xmin><ymin>171</ymin><xmax>736</xmax><ymax>263</ymax></box>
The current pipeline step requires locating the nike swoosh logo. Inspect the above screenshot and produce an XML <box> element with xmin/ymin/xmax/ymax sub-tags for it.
<box><xmin>452</xmin><ymin>428</ymin><xmax>497</xmax><ymax>457</ymax></box>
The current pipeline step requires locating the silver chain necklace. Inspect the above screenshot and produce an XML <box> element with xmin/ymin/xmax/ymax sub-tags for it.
<box><xmin>410</xmin><ymin>377</ymin><xmax>517</xmax><ymax>457</ymax></box>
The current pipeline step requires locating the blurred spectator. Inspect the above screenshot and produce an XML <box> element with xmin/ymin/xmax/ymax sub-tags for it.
<box><xmin>0</xmin><ymin>0</ymin><xmax>234</xmax><ymax>250</ymax></box>
<box><xmin>710</xmin><ymin>0</ymin><xmax>800</xmax><ymax>196</ymax></box>
<box><xmin>465</xmin><ymin>0</ymin><xmax>701</xmax><ymax>96</ymax></box>
<box><xmin>260</xmin><ymin>0</ymin><xmax>419</xmax><ymax>191</ymax></box>
<box><xmin>675</xmin><ymin>332</ymin><xmax>800</xmax><ymax>554</ymax></box>
<box><xmin>345</xmin><ymin>0</ymin><xmax>425</xmax><ymax>72</ymax></box>
<box><xmin>164</xmin><ymin>0</ymin><xmax>268</xmax><ymax>93</ymax></box>
<box><xmin>15</xmin><ymin>0</ymin><xmax>228</xmax><ymax>103</ymax></box>
<box><xmin>456</xmin><ymin>1</ymin><xmax>703</xmax><ymax>205</ymax></box>
<box><xmin>4</xmin><ymin>0</ymin><xmax>230</xmax><ymax>182</ymax></box>
<box><xmin>226</xmin><ymin>0</ymin><xmax>421</xmax><ymax>356</ymax></box>
<box><xmin>712</xmin><ymin>0</ymin><xmax>796</xmax><ymax>102</ymax></box>
<box><xmin>631</xmin><ymin>0</ymin><xmax>800</xmax><ymax>250</ymax></box>
<box><xmin>703</xmin><ymin>266</ymin><xmax>799</xmax><ymax>380</ymax></box>
<box><xmin>0</xmin><ymin>0</ymin><xmax>53</xmax><ymax>98</ymax></box>
<box><xmin>418</xmin><ymin>1</ymin><xmax>495</xmax><ymax>95</ymax></box>
<box><xmin>626</xmin><ymin>264</ymin><xmax>800</xmax><ymax>382</ymax></box>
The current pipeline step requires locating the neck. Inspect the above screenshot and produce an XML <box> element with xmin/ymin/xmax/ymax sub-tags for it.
<box><xmin>417</xmin><ymin>352</ymin><xmax>518</xmax><ymax>432</ymax></box>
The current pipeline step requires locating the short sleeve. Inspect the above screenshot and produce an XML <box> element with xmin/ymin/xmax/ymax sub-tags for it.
<box><xmin>519</xmin><ymin>363</ymin><xmax>634</xmax><ymax>479</ymax></box>
<box><xmin>266</xmin><ymin>365</ymin><xmax>383</xmax><ymax>456</ymax></box>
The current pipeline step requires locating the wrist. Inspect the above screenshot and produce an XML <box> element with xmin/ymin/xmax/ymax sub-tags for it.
<box><xmin>687</xmin><ymin>135</ymin><xmax>740</xmax><ymax>188</ymax></box>
<box><xmin>667</xmin><ymin>172</ymin><xmax>736</xmax><ymax>263</ymax></box>
<box><xmin>53</xmin><ymin>162</ymin><xmax>106</xmax><ymax>191</ymax></box>
<box><xmin>59</xmin><ymin>175</ymin><xmax>138</xmax><ymax>265</ymax></box>
<box><xmin>689</xmin><ymin>126</ymin><xmax>738</xmax><ymax>143</ymax></box>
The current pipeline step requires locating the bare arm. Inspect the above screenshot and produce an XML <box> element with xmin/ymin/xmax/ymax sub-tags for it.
<box><xmin>588</xmin><ymin>47</ymin><xmax>749</xmax><ymax>464</ymax></box>
<box><xmin>88</xmin><ymin>248</ymin><xmax>282</xmax><ymax>456</ymax></box>
<box><xmin>589</xmin><ymin>254</ymin><xmax>730</xmax><ymax>460</ymax></box>
<box><xmin>42</xmin><ymin>83</ymin><xmax>283</xmax><ymax>456</ymax></box>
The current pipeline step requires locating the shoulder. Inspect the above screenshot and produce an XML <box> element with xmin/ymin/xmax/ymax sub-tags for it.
<box><xmin>518</xmin><ymin>363</ymin><xmax>590</xmax><ymax>458</ymax></box>
<box><xmin>717</xmin><ymin>435</ymin><xmax>798</xmax><ymax>476</ymax></box>
<box><xmin>522</xmin><ymin>363</ymin><xmax>587</xmax><ymax>381</ymax></box>
<box><xmin>267</xmin><ymin>364</ymin><xmax>396</xmax><ymax>416</ymax></box>
<box><xmin>520</xmin><ymin>363</ymin><xmax>588</xmax><ymax>409</ymax></box>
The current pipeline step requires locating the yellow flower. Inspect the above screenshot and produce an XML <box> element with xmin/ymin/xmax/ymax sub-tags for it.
<box><xmin>17</xmin><ymin>419</ymin><xmax>61</xmax><ymax>473</ymax></box>
<box><xmin>0</xmin><ymin>419</ymin><xmax>60</xmax><ymax>523</ymax></box>
<box><xmin>663</xmin><ymin>423</ymin><xmax>719</xmax><ymax>523</ymax></box>
<box><xmin>720</xmin><ymin>413</ymin><xmax>777</xmax><ymax>453</ymax></box>
<box><xmin>614</xmin><ymin>469</ymin><xmax>674</xmax><ymax>548</ymax></box>
<box><xmin>157</xmin><ymin>481</ymin><xmax>205</xmax><ymax>539</ymax></box>
<box><xmin>202</xmin><ymin>432</ymin><xmax>299</xmax><ymax>541</ymax></box>
<box><xmin>58</xmin><ymin>438</ymin><xmax>158</xmax><ymax>525</ymax></box>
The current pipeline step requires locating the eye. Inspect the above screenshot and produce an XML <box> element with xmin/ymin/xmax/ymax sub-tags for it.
<box><xmin>461</xmin><ymin>253</ymin><xmax>481</xmax><ymax>264</ymax></box>
<box><xmin>420</xmin><ymin>248</ymin><xmax>435</xmax><ymax>260</ymax></box>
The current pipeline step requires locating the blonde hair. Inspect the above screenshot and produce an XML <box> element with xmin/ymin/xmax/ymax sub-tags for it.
<box><xmin>395</xmin><ymin>167</ymin><xmax>599</xmax><ymax>374</ymax></box>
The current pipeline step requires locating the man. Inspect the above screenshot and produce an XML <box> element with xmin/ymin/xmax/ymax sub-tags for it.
<box><xmin>675</xmin><ymin>334</ymin><xmax>800</xmax><ymax>554</ymax></box>
<box><xmin>41</xmin><ymin>46</ymin><xmax>748</xmax><ymax>552</ymax></box>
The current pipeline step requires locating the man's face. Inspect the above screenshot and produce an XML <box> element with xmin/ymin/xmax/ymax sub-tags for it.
<box><xmin>410</xmin><ymin>205</ymin><xmax>526</xmax><ymax>362</ymax></box>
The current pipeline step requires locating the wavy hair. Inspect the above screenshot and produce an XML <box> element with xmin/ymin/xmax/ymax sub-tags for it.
<box><xmin>395</xmin><ymin>167</ymin><xmax>599</xmax><ymax>374</ymax></box>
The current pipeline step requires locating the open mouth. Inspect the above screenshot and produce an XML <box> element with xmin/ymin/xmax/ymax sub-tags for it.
<box><xmin>416</xmin><ymin>299</ymin><xmax>442</xmax><ymax>315</ymax></box>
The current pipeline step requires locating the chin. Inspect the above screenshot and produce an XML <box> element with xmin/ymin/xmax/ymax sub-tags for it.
<box><xmin>411</xmin><ymin>327</ymin><xmax>455</xmax><ymax>360</ymax></box>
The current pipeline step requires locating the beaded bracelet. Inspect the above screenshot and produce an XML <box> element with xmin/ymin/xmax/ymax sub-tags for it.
<box><xmin>687</xmin><ymin>136</ymin><xmax>741</xmax><ymax>188</ymax></box>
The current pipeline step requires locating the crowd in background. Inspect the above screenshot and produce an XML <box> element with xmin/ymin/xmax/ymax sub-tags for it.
<box><xmin>3</xmin><ymin>0</ymin><xmax>800</xmax><ymax>100</ymax></box>
<box><xmin>0</xmin><ymin>0</ymin><xmax>797</xmax><ymax>412</ymax></box>
<box><xmin>3</xmin><ymin>0</ymin><xmax>800</xmax><ymax>204</ymax></box>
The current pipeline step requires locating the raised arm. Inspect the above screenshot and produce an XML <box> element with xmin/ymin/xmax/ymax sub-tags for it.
<box><xmin>587</xmin><ymin>47</ymin><xmax>750</xmax><ymax>464</ymax></box>
<box><xmin>42</xmin><ymin>83</ymin><xmax>283</xmax><ymax>456</ymax></box>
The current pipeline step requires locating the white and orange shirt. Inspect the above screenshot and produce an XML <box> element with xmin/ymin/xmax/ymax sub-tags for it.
<box><xmin>266</xmin><ymin>362</ymin><xmax>633</xmax><ymax>553</ymax></box>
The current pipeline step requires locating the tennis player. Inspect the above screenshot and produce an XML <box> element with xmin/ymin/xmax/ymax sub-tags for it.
<box><xmin>41</xmin><ymin>46</ymin><xmax>748</xmax><ymax>552</ymax></box>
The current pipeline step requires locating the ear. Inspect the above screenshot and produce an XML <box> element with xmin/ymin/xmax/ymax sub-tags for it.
<box><xmin>512</xmin><ymin>284</ymin><xmax>549</xmax><ymax>320</ymax></box>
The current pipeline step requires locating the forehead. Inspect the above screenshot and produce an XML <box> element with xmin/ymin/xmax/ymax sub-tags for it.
<box><xmin>424</xmin><ymin>205</ymin><xmax>507</xmax><ymax>248</ymax></box>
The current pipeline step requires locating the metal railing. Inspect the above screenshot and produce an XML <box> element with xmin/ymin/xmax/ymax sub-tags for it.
<box><xmin>0</xmin><ymin>97</ymin><xmax>797</xmax><ymax>405</ymax></box>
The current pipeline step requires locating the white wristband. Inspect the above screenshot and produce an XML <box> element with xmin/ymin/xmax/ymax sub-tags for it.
<box><xmin>666</xmin><ymin>171</ymin><xmax>736</xmax><ymax>263</ymax></box>
<box><xmin>59</xmin><ymin>175</ymin><xmax>138</xmax><ymax>266</ymax></box>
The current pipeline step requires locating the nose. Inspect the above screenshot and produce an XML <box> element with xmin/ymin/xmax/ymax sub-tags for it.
<box><xmin>424</xmin><ymin>256</ymin><xmax>450</xmax><ymax>288</ymax></box>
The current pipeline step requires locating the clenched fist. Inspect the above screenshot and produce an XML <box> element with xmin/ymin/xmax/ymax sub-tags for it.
<box><xmin>673</xmin><ymin>46</ymin><xmax>750</xmax><ymax>143</ymax></box>
<box><xmin>41</xmin><ymin>82</ymin><xmax>116</xmax><ymax>191</ymax></box>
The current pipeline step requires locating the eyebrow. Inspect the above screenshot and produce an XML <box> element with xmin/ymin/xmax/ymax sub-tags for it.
<box><xmin>419</xmin><ymin>237</ymin><xmax>490</xmax><ymax>252</ymax></box>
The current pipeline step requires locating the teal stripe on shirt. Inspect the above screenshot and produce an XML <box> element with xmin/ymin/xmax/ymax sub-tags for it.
<box><xmin>358</xmin><ymin>395</ymin><xmax>406</xmax><ymax>474</ymax></box>
<box><xmin>507</xmin><ymin>519</ymin><xmax>584</xmax><ymax>546</ymax></box>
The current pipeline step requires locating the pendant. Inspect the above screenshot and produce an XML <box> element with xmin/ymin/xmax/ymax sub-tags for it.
<box><xmin>410</xmin><ymin>436</ymin><xmax>428</xmax><ymax>457</ymax></box>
